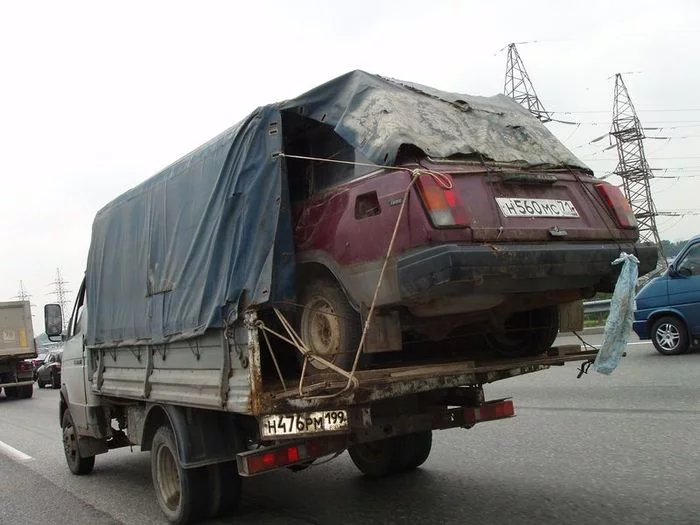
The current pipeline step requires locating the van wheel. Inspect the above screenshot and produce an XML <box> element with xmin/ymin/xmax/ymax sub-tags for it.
<box><xmin>151</xmin><ymin>425</ymin><xmax>209</xmax><ymax>524</ymax></box>
<box><xmin>62</xmin><ymin>410</ymin><xmax>95</xmax><ymax>475</ymax></box>
<box><xmin>651</xmin><ymin>316</ymin><xmax>689</xmax><ymax>355</ymax></box>
<box><xmin>484</xmin><ymin>306</ymin><xmax>559</xmax><ymax>358</ymax></box>
<box><xmin>299</xmin><ymin>278</ymin><xmax>362</xmax><ymax>373</ymax></box>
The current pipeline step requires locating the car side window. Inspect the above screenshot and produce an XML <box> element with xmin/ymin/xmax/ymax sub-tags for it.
<box><xmin>678</xmin><ymin>244</ymin><xmax>700</xmax><ymax>276</ymax></box>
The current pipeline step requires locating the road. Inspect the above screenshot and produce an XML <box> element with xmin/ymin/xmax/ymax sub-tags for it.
<box><xmin>1</xmin><ymin>334</ymin><xmax>699</xmax><ymax>525</ymax></box>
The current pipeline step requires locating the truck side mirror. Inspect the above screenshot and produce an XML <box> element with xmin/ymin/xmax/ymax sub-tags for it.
<box><xmin>44</xmin><ymin>304</ymin><xmax>63</xmax><ymax>340</ymax></box>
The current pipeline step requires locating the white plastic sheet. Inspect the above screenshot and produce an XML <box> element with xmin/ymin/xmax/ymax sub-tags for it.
<box><xmin>594</xmin><ymin>252</ymin><xmax>640</xmax><ymax>375</ymax></box>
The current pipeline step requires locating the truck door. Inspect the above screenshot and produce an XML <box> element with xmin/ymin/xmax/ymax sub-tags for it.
<box><xmin>63</xmin><ymin>279</ymin><xmax>89</xmax><ymax>432</ymax></box>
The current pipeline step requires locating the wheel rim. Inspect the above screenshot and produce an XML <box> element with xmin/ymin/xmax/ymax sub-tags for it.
<box><xmin>156</xmin><ymin>443</ymin><xmax>181</xmax><ymax>512</ymax></box>
<box><xmin>655</xmin><ymin>323</ymin><xmax>681</xmax><ymax>351</ymax></box>
<box><xmin>302</xmin><ymin>296</ymin><xmax>341</xmax><ymax>368</ymax></box>
<box><xmin>63</xmin><ymin>419</ymin><xmax>78</xmax><ymax>467</ymax></box>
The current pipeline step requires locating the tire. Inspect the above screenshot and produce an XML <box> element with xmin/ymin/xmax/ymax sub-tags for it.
<box><xmin>395</xmin><ymin>431</ymin><xmax>432</xmax><ymax>471</ymax></box>
<box><xmin>484</xmin><ymin>306</ymin><xmax>559</xmax><ymax>358</ymax></box>
<box><xmin>19</xmin><ymin>384</ymin><xmax>33</xmax><ymax>399</ymax></box>
<box><xmin>37</xmin><ymin>378</ymin><xmax>45</xmax><ymax>388</ymax></box>
<box><xmin>299</xmin><ymin>278</ymin><xmax>362</xmax><ymax>373</ymax></box>
<box><xmin>651</xmin><ymin>316</ymin><xmax>689</xmax><ymax>355</ymax></box>
<box><xmin>51</xmin><ymin>370</ymin><xmax>60</xmax><ymax>389</ymax></box>
<box><xmin>4</xmin><ymin>387</ymin><xmax>18</xmax><ymax>399</ymax></box>
<box><xmin>62</xmin><ymin>410</ymin><xmax>95</xmax><ymax>475</ymax></box>
<box><xmin>151</xmin><ymin>426</ymin><xmax>209</xmax><ymax>524</ymax></box>
<box><xmin>204</xmin><ymin>461</ymin><xmax>242</xmax><ymax>519</ymax></box>
<box><xmin>348</xmin><ymin>438</ymin><xmax>401</xmax><ymax>478</ymax></box>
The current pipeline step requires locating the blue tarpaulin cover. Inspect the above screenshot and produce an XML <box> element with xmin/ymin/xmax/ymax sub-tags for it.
<box><xmin>85</xmin><ymin>70</ymin><xmax>588</xmax><ymax>348</ymax></box>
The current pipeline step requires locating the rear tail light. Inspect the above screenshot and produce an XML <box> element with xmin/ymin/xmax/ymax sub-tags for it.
<box><xmin>595</xmin><ymin>182</ymin><xmax>637</xmax><ymax>229</ymax></box>
<box><xmin>415</xmin><ymin>173</ymin><xmax>470</xmax><ymax>228</ymax></box>
<box><xmin>237</xmin><ymin>437</ymin><xmax>346</xmax><ymax>476</ymax></box>
<box><xmin>17</xmin><ymin>361</ymin><xmax>32</xmax><ymax>372</ymax></box>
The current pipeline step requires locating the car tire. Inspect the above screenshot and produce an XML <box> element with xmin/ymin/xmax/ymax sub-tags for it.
<box><xmin>651</xmin><ymin>316</ymin><xmax>689</xmax><ymax>356</ymax></box>
<box><xmin>484</xmin><ymin>306</ymin><xmax>559</xmax><ymax>358</ymax></box>
<box><xmin>298</xmin><ymin>278</ymin><xmax>362</xmax><ymax>374</ymax></box>
<box><xmin>51</xmin><ymin>371</ymin><xmax>60</xmax><ymax>389</ymax></box>
<box><xmin>37</xmin><ymin>378</ymin><xmax>45</xmax><ymax>388</ymax></box>
<box><xmin>151</xmin><ymin>425</ymin><xmax>210</xmax><ymax>524</ymax></box>
<box><xmin>62</xmin><ymin>410</ymin><xmax>95</xmax><ymax>475</ymax></box>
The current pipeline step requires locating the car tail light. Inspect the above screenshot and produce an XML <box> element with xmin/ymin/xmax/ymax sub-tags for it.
<box><xmin>595</xmin><ymin>182</ymin><xmax>637</xmax><ymax>229</ymax></box>
<box><xmin>415</xmin><ymin>173</ymin><xmax>470</xmax><ymax>228</ymax></box>
<box><xmin>17</xmin><ymin>361</ymin><xmax>32</xmax><ymax>372</ymax></box>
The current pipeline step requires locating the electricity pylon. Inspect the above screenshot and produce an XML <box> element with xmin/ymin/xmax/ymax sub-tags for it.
<box><xmin>610</xmin><ymin>73</ymin><xmax>666</xmax><ymax>270</ymax></box>
<box><xmin>49</xmin><ymin>268</ymin><xmax>71</xmax><ymax>330</ymax></box>
<box><xmin>504</xmin><ymin>43</ymin><xmax>551</xmax><ymax>122</ymax></box>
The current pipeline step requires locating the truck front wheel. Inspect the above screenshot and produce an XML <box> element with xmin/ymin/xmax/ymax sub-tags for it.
<box><xmin>62</xmin><ymin>410</ymin><xmax>95</xmax><ymax>475</ymax></box>
<box><xmin>151</xmin><ymin>426</ymin><xmax>209</xmax><ymax>524</ymax></box>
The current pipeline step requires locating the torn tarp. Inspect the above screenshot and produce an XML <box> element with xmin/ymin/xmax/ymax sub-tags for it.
<box><xmin>85</xmin><ymin>70</ymin><xmax>589</xmax><ymax>348</ymax></box>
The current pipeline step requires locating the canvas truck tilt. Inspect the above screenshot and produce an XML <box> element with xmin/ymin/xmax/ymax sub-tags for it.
<box><xmin>85</xmin><ymin>70</ymin><xmax>657</xmax><ymax>370</ymax></box>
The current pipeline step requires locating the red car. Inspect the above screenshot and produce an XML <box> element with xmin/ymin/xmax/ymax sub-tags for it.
<box><xmin>284</xmin><ymin>113</ymin><xmax>656</xmax><ymax>368</ymax></box>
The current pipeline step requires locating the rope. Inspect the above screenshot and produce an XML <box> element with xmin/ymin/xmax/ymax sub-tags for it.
<box><xmin>259</xmin><ymin>153</ymin><xmax>454</xmax><ymax>399</ymax></box>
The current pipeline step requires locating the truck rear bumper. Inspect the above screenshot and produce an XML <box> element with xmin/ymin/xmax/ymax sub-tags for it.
<box><xmin>0</xmin><ymin>380</ymin><xmax>34</xmax><ymax>388</ymax></box>
<box><xmin>397</xmin><ymin>242</ymin><xmax>658</xmax><ymax>298</ymax></box>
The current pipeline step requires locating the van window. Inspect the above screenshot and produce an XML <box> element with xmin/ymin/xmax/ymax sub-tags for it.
<box><xmin>678</xmin><ymin>244</ymin><xmax>700</xmax><ymax>276</ymax></box>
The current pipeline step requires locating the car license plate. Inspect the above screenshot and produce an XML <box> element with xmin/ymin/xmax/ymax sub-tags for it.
<box><xmin>260</xmin><ymin>410</ymin><xmax>349</xmax><ymax>438</ymax></box>
<box><xmin>495</xmin><ymin>197</ymin><xmax>579</xmax><ymax>218</ymax></box>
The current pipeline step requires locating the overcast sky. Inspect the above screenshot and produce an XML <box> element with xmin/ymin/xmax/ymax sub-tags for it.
<box><xmin>2</xmin><ymin>0</ymin><xmax>699</xmax><ymax>333</ymax></box>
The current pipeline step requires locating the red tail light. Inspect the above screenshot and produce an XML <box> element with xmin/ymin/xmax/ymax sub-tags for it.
<box><xmin>415</xmin><ymin>173</ymin><xmax>470</xmax><ymax>228</ymax></box>
<box><xmin>17</xmin><ymin>361</ymin><xmax>32</xmax><ymax>372</ymax></box>
<box><xmin>595</xmin><ymin>182</ymin><xmax>637</xmax><ymax>229</ymax></box>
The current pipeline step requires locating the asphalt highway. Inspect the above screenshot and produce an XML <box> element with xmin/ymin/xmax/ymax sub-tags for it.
<box><xmin>1</xmin><ymin>333</ymin><xmax>698</xmax><ymax>524</ymax></box>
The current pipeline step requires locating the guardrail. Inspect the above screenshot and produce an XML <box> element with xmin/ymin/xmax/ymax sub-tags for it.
<box><xmin>583</xmin><ymin>299</ymin><xmax>611</xmax><ymax>315</ymax></box>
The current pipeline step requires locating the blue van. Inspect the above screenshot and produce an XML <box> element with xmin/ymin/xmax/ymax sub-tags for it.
<box><xmin>633</xmin><ymin>235</ymin><xmax>700</xmax><ymax>355</ymax></box>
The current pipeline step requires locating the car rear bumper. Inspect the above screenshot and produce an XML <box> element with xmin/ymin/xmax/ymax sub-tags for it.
<box><xmin>396</xmin><ymin>242</ymin><xmax>658</xmax><ymax>299</ymax></box>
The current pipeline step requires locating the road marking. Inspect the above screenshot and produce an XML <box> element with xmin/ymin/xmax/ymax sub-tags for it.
<box><xmin>0</xmin><ymin>439</ymin><xmax>33</xmax><ymax>461</ymax></box>
<box><xmin>626</xmin><ymin>341</ymin><xmax>651</xmax><ymax>346</ymax></box>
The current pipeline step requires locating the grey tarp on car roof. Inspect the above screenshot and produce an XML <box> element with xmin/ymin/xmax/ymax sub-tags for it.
<box><xmin>86</xmin><ymin>70</ymin><xmax>588</xmax><ymax>348</ymax></box>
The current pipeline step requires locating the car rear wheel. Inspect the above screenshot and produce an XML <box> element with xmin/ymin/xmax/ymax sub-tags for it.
<box><xmin>62</xmin><ymin>410</ymin><xmax>95</xmax><ymax>475</ymax></box>
<box><xmin>299</xmin><ymin>278</ymin><xmax>362</xmax><ymax>373</ymax></box>
<box><xmin>484</xmin><ymin>306</ymin><xmax>559</xmax><ymax>358</ymax></box>
<box><xmin>651</xmin><ymin>316</ymin><xmax>689</xmax><ymax>355</ymax></box>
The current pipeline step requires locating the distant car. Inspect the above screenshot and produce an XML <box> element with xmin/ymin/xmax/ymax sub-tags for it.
<box><xmin>633</xmin><ymin>235</ymin><xmax>700</xmax><ymax>355</ymax></box>
<box><xmin>36</xmin><ymin>351</ymin><xmax>62</xmax><ymax>388</ymax></box>
<box><xmin>29</xmin><ymin>351</ymin><xmax>50</xmax><ymax>380</ymax></box>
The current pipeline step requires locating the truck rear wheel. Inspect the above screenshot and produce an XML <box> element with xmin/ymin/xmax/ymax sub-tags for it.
<box><xmin>19</xmin><ymin>384</ymin><xmax>33</xmax><ymax>399</ymax></box>
<box><xmin>205</xmin><ymin>460</ymin><xmax>242</xmax><ymax>519</ymax></box>
<box><xmin>4</xmin><ymin>386</ymin><xmax>18</xmax><ymax>399</ymax></box>
<box><xmin>151</xmin><ymin>425</ymin><xmax>209</xmax><ymax>524</ymax></box>
<box><xmin>299</xmin><ymin>278</ymin><xmax>362</xmax><ymax>373</ymax></box>
<box><xmin>348</xmin><ymin>431</ymin><xmax>433</xmax><ymax>477</ymax></box>
<box><xmin>62</xmin><ymin>410</ymin><xmax>95</xmax><ymax>475</ymax></box>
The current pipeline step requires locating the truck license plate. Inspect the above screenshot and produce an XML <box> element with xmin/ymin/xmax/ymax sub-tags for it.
<box><xmin>260</xmin><ymin>410</ymin><xmax>349</xmax><ymax>438</ymax></box>
<box><xmin>496</xmin><ymin>197</ymin><xmax>579</xmax><ymax>218</ymax></box>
